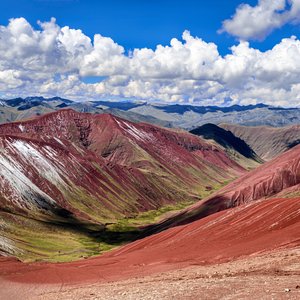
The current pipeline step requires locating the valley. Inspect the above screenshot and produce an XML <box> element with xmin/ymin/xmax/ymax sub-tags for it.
<box><xmin>0</xmin><ymin>107</ymin><xmax>299</xmax><ymax>300</ymax></box>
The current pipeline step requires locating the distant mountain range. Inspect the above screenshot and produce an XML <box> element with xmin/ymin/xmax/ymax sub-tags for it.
<box><xmin>1</xmin><ymin>96</ymin><xmax>300</xmax><ymax>128</ymax></box>
<box><xmin>0</xmin><ymin>97</ymin><xmax>170</xmax><ymax>128</ymax></box>
<box><xmin>129</xmin><ymin>102</ymin><xmax>300</xmax><ymax>129</ymax></box>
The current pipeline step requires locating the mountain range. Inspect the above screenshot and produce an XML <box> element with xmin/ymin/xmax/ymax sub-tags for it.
<box><xmin>1</xmin><ymin>96</ymin><xmax>300</xmax><ymax>129</ymax></box>
<box><xmin>0</xmin><ymin>117</ymin><xmax>299</xmax><ymax>289</ymax></box>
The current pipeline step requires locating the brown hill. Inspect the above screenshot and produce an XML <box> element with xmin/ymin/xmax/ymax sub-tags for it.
<box><xmin>221</xmin><ymin>123</ymin><xmax>300</xmax><ymax>161</ymax></box>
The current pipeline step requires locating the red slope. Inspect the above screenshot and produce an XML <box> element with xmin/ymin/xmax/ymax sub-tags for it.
<box><xmin>0</xmin><ymin>109</ymin><xmax>245</xmax><ymax>177</ymax></box>
<box><xmin>0</xmin><ymin>197</ymin><xmax>299</xmax><ymax>284</ymax></box>
<box><xmin>1</xmin><ymin>134</ymin><xmax>180</xmax><ymax>223</ymax></box>
<box><xmin>0</xmin><ymin>109</ymin><xmax>246</xmax><ymax>223</ymax></box>
<box><xmin>147</xmin><ymin>143</ymin><xmax>300</xmax><ymax>230</ymax></box>
<box><xmin>1</xmin><ymin>127</ymin><xmax>299</xmax><ymax>285</ymax></box>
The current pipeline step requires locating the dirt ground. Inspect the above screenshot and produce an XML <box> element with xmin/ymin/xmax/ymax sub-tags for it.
<box><xmin>1</xmin><ymin>247</ymin><xmax>300</xmax><ymax>300</ymax></box>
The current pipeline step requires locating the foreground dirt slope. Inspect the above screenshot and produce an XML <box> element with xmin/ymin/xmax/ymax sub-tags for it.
<box><xmin>0</xmin><ymin>196</ymin><xmax>299</xmax><ymax>287</ymax></box>
<box><xmin>15</xmin><ymin>248</ymin><xmax>299</xmax><ymax>300</ymax></box>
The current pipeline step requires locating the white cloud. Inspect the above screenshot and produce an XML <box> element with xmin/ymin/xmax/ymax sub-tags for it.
<box><xmin>1</xmin><ymin>17</ymin><xmax>300</xmax><ymax>107</ymax></box>
<box><xmin>220</xmin><ymin>0</ymin><xmax>300</xmax><ymax>41</ymax></box>
<box><xmin>80</xmin><ymin>34</ymin><xmax>126</xmax><ymax>77</ymax></box>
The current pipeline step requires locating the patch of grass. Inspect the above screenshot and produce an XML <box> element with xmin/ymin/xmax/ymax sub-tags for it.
<box><xmin>107</xmin><ymin>180</ymin><xmax>229</xmax><ymax>232</ymax></box>
<box><xmin>5</xmin><ymin>220</ymin><xmax>101</xmax><ymax>262</ymax></box>
<box><xmin>275</xmin><ymin>191</ymin><xmax>300</xmax><ymax>198</ymax></box>
<box><xmin>108</xmin><ymin>200</ymin><xmax>194</xmax><ymax>231</ymax></box>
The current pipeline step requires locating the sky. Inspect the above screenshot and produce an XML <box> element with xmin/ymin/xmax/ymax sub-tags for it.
<box><xmin>1</xmin><ymin>0</ymin><xmax>300</xmax><ymax>106</ymax></box>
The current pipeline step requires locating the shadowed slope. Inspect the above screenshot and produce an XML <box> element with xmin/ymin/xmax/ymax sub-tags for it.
<box><xmin>221</xmin><ymin>123</ymin><xmax>300</xmax><ymax>161</ymax></box>
<box><xmin>190</xmin><ymin>123</ymin><xmax>262</xmax><ymax>169</ymax></box>
<box><xmin>190</xmin><ymin>124</ymin><xmax>258</xmax><ymax>159</ymax></box>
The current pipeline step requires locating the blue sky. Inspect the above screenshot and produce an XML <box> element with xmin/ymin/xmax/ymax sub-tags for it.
<box><xmin>1</xmin><ymin>0</ymin><xmax>300</xmax><ymax>106</ymax></box>
<box><xmin>0</xmin><ymin>0</ymin><xmax>298</xmax><ymax>54</ymax></box>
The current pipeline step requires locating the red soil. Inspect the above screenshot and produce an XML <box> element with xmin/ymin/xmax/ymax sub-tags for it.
<box><xmin>0</xmin><ymin>109</ymin><xmax>244</xmax><ymax>175</ymax></box>
<box><xmin>150</xmin><ymin>143</ymin><xmax>300</xmax><ymax>230</ymax></box>
<box><xmin>1</xmin><ymin>110</ymin><xmax>299</xmax><ymax>292</ymax></box>
<box><xmin>1</xmin><ymin>197</ymin><xmax>299</xmax><ymax>285</ymax></box>
<box><xmin>0</xmin><ymin>110</ymin><xmax>248</xmax><ymax>228</ymax></box>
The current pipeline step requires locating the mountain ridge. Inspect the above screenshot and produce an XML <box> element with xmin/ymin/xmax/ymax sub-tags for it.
<box><xmin>2</xmin><ymin>97</ymin><xmax>300</xmax><ymax>129</ymax></box>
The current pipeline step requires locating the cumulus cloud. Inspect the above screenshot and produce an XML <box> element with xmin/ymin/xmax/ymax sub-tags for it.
<box><xmin>1</xmin><ymin>17</ymin><xmax>300</xmax><ymax>106</ymax></box>
<box><xmin>220</xmin><ymin>0</ymin><xmax>300</xmax><ymax>41</ymax></box>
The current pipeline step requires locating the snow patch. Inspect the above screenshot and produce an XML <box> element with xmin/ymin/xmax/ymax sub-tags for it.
<box><xmin>116</xmin><ymin>120</ymin><xmax>153</xmax><ymax>142</ymax></box>
<box><xmin>18</xmin><ymin>124</ymin><xmax>25</xmax><ymax>132</ymax></box>
<box><xmin>0</xmin><ymin>151</ymin><xmax>57</xmax><ymax>209</ymax></box>
<box><xmin>10</xmin><ymin>140</ymin><xmax>66</xmax><ymax>186</ymax></box>
<box><xmin>0</xmin><ymin>138</ymin><xmax>70</xmax><ymax>210</ymax></box>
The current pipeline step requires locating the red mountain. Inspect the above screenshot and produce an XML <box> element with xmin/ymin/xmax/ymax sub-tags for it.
<box><xmin>0</xmin><ymin>111</ymin><xmax>299</xmax><ymax>296</ymax></box>
<box><xmin>0</xmin><ymin>109</ymin><xmax>245</xmax><ymax>260</ymax></box>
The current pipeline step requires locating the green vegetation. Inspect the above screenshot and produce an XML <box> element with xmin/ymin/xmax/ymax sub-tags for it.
<box><xmin>1</xmin><ymin>214</ymin><xmax>101</xmax><ymax>263</ymax></box>
<box><xmin>107</xmin><ymin>200</ymin><xmax>194</xmax><ymax>232</ymax></box>
<box><xmin>2</xmin><ymin>202</ymin><xmax>194</xmax><ymax>263</ymax></box>
<box><xmin>274</xmin><ymin>190</ymin><xmax>300</xmax><ymax>198</ymax></box>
